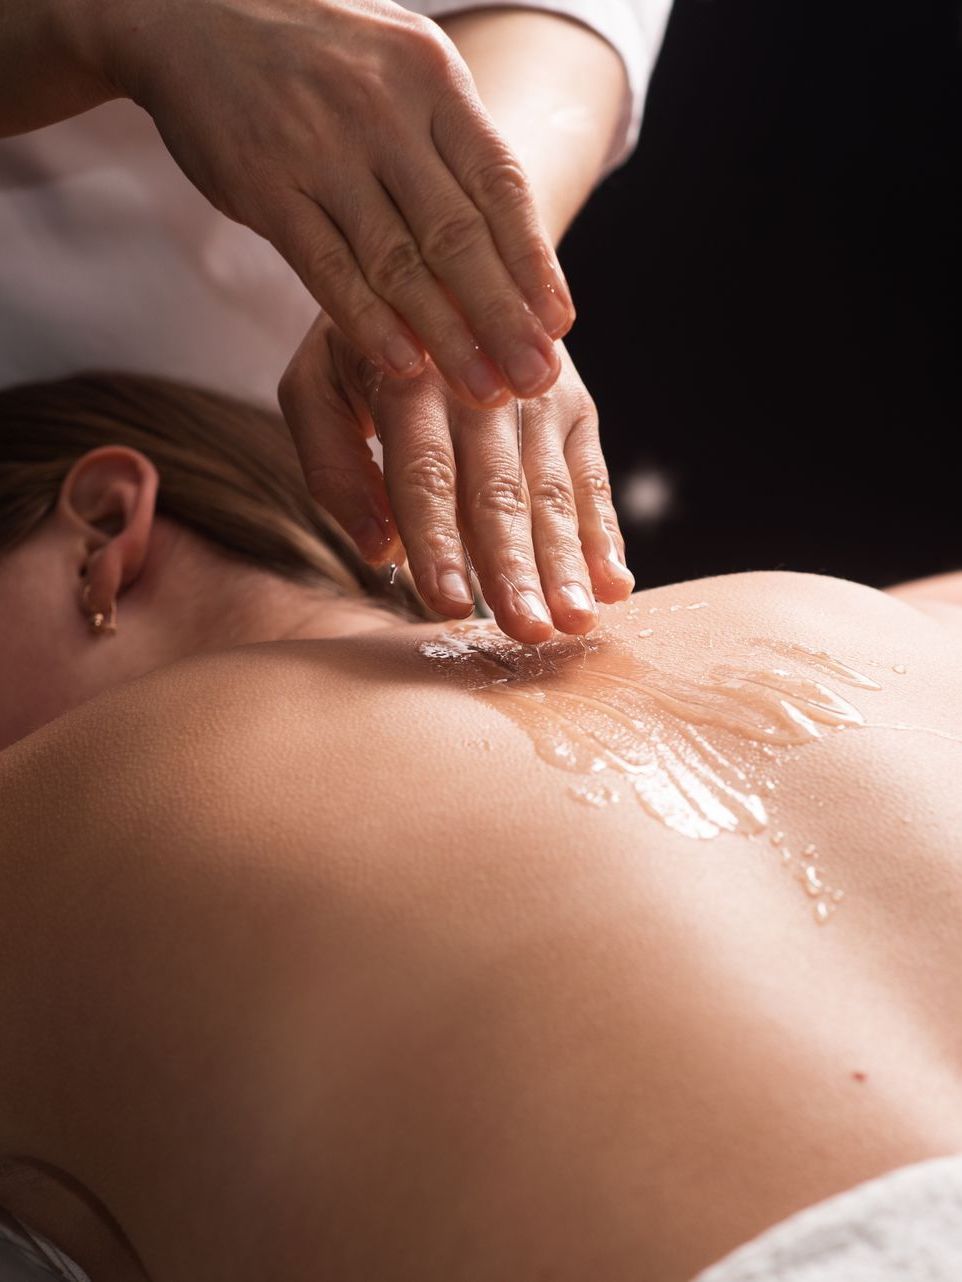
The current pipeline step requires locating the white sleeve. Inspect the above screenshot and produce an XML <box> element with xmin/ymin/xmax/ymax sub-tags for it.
<box><xmin>400</xmin><ymin>0</ymin><xmax>673</xmax><ymax>174</ymax></box>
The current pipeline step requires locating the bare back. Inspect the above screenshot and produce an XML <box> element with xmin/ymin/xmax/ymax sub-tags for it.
<box><xmin>1</xmin><ymin>570</ymin><xmax>961</xmax><ymax>1282</ymax></box>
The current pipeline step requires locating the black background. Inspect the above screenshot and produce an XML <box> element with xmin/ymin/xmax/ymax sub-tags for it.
<box><xmin>561</xmin><ymin>0</ymin><xmax>962</xmax><ymax>591</ymax></box>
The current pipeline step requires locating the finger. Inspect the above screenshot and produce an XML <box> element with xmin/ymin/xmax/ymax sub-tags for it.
<box><xmin>278</xmin><ymin>322</ymin><xmax>399</xmax><ymax>566</ymax></box>
<box><xmin>377</xmin><ymin>375</ymin><xmax>475</xmax><ymax>619</ymax></box>
<box><xmin>431</xmin><ymin>91</ymin><xmax>576</xmax><ymax>344</ymax></box>
<box><xmin>455</xmin><ymin>403</ymin><xmax>555</xmax><ymax>645</ymax></box>
<box><xmin>517</xmin><ymin>404</ymin><xmax>600</xmax><ymax>635</ymax></box>
<box><xmin>325</xmin><ymin>175</ymin><xmax>513</xmax><ymax>411</ymax></box>
<box><xmin>564</xmin><ymin>410</ymin><xmax>635</xmax><ymax>604</ymax></box>
<box><xmin>379</xmin><ymin>143</ymin><xmax>561</xmax><ymax>400</ymax></box>
<box><xmin>270</xmin><ymin>191</ymin><xmax>428</xmax><ymax>381</ymax></box>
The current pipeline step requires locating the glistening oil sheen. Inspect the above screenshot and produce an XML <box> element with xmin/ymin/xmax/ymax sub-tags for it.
<box><xmin>417</xmin><ymin>610</ymin><xmax>886</xmax><ymax>926</ymax></box>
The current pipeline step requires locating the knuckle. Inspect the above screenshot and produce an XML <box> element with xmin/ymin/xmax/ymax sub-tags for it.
<box><xmin>369</xmin><ymin>238</ymin><xmax>425</xmax><ymax>295</ymax></box>
<box><xmin>417</xmin><ymin>525</ymin><xmax>463</xmax><ymax>563</ymax></box>
<box><xmin>576</xmin><ymin>467</ymin><xmax>614</xmax><ymax>505</ymax></box>
<box><xmin>300</xmin><ymin>236</ymin><xmax>356</xmax><ymax>291</ymax></box>
<box><xmin>470</xmin><ymin>474</ymin><xmax>529</xmax><ymax>519</ymax></box>
<box><xmin>496</xmin><ymin>546</ymin><xmax>537</xmax><ymax>581</ymax></box>
<box><xmin>529</xmin><ymin>476</ymin><xmax>577</xmax><ymax>521</ymax></box>
<box><xmin>561</xmin><ymin>392</ymin><xmax>600</xmax><ymax>433</ymax></box>
<box><xmin>505</xmin><ymin>242</ymin><xmax>558</xmax><ymax>283</ymax></box>
<box><xmin>423</xmin><ymin>211</ymin><xmax>488</xmax><ymax>266</ymax></box>
<box><xmin>344</xmin><ymin>289</ymin><xmax>381</xmax><ymax>333</ymax></box>
<box><xmin>474</xmin><ymin>156</ymin><xmax>531</xmax><ymax>210</ymax></box>
<box><xmin>571</xmin><ymin>388</ymin><xmax>599</xmax><ymax>423</ymax></box>
<box><xmin>397</xmin><ymin>450</ymin><xmax>457</xmax><ymax>500</ymax></box>
<box><xmin>476</xmin><ymin>290</ymin><xmax>534</xmax><ymax>336</ymax></box>
<box><xmin>406</xmin><ymin>17</ymin><xmax>459</xmax><ymax>70</ymax></box>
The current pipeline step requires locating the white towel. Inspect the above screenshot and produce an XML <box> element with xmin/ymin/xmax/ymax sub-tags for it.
<box><xmin>3</xmin><ymin>1153</ymin><xmax>960</xmax><ymax>1282</ymax></box>
<box><xmin>692</xmin><ymin>1153</ymin><xmax>962</xmax><ymax>1282</ymax></box>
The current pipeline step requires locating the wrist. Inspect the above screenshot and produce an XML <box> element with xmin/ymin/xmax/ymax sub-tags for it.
<box><xmin>53</xmin><ymin>0</ymin><xmax>148</xmax><ymax>102</ymax></box>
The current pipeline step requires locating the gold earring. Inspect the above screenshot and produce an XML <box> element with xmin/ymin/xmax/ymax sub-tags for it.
<box><xmin>80</xmin><ymin>582</ymin><xmax>117</xmax><ymax>636</ymax></box>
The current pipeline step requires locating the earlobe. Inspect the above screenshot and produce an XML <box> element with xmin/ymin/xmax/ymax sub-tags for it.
<box><xmin>80</xmin><ymin>577</ymin><xmax>118</xmax><ymax>636</ymax></box>
<box><xmin>60</xmin><ymin>448</ymin><xmax>160</xmax><ymax>634</ymax></box>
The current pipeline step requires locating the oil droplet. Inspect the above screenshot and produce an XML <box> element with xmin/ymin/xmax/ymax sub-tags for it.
<box><xmin>771</xmin><ymin>832</ymin><xmax>785</xmax><ymax>847</ymax></box>
<box><xmin>893</xmin><ymin>664</ymin><xmax>907</xmax><ymax>675</ymax></box>
<box><xmin>638</xmin><ymin>628</ymin><xmax>654</xmax><ymax>638</ymax></box>
<box><xmin>569</xmin><ymin>782</ymin><xmax>622</xmax><ymax>808</ymax></box>
<box><xmin>814</xmin><ymin>900</ymin><xmax>835</xmax><ymax>924</ymax></box>
<box><xmin>686</xmin><ymin>602</ymin><xmax>709</xmax><ymax>611</ymax></box>
<box><xmin>802</xmin><ymin>864</ymin><xmax>824</xmax><ymax>896</ymax></box>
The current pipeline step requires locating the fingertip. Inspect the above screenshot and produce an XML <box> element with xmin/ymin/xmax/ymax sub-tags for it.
<box><xmin>590</xmin><ymin>563</ymin><xmax>636</xmax><ymax>605</ymax></box>
<box><xmin>551</xmin><ymin>582</ymin><xmax>600</xmax><ymax>634</ymax></box>
<box><xmin>459</xmin><ymin>355</ymin><xmax>510</xmax><ymax>409</ymax></box>
<box><xmin>503</xmin><ymin>343</ymin><xmax>560</xmax><ymax>401</ymax></box>
<box><xmin>427</xmin><ymin>570</ymin><xmax>474</xmax><ymax>618</ymax></box>
<box><xmin>493</xmin><ymin>586</ymin><xmax>554</xmax><ymax>645</ymax></box>
<box><xmin>346</xmin><ymin>514</ymin><xmax>398</xmax><ymax>566</ymax></box>
<box><xmin>530</xmin><ymin>285</ymin><xmax>575</xmax><ymax>342</ymax></box>
<box><xmin>381</xmin><ymin>336</ymin><xmax>428</xmax><ymax>379</ymax></box>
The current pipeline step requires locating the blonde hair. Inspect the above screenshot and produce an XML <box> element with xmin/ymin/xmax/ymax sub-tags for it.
<box><xmin>0</xmin><ymin>372</ymin><xmax>428</xmax><ymax>619</ymax></box>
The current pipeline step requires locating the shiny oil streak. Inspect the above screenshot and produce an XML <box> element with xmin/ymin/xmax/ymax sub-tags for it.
<box><xmin>417</xmin><ymin>619</ymin><xmax>888</xmax><ymax>925</ymax></box>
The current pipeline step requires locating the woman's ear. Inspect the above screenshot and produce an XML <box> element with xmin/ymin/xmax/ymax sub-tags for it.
<box><xmin>57</xmin><ymin>447</ymin><xmax>160</xmax><ymax>616</ymax></box>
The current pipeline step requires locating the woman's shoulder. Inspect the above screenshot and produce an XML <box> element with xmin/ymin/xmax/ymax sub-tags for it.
<box><xmin>3</xmin><ymin>566</ymin><xmax>959</xmax><ymax>890</ymax></box>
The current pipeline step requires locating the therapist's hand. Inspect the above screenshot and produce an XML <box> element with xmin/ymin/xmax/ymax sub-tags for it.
<box><xmin>279</xmin><ymin>313</ymin><xmax>634</xmax><ymax>643</ymax></box>
<box><xmin>90</xmin><ymin>0</ymin><xmax>572</xmax><ymax>408</ymax></box>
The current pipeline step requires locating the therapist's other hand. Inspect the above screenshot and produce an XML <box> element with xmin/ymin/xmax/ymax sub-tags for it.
<box><xmin>280</xmin><ymin>314</ymin><xmax>634</xmax><ymax>644</ymax></box>
<box><xmin>94</xmin><ymin>0</ymin><xmax>572</xmax><ymax>408</ymax></box>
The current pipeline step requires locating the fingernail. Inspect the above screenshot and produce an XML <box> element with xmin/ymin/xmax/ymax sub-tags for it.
<box><xmin>349</xmin><ymin>515</ymin><xmax>392</xmax><ymax>561</ymax></box>
<box><xmin>520</xmin><ymin>590</ymin><xmax>552</xmax><ymax>625</ymax></box>
<box><xmin>530</xmin><ymin>285</ymin><xmax>571</xmax><ymax>337</ymax></box>
<box><xmin>463</xmin><ymin>357</ymin><xmax>506</xmax><ymax>406</ymax></box>
<box><xmin>607</xmin><ymin>557</ymin><xmax>635</xmax><ymax>590</ymax></box>
<box><xmin>559</xmin><ymin>583</ymin><xmax>596</xmax><ymax>616</ymax></box>
<box><xmin>505</xmin><ymin>345</ymin><xmax>553</xmax><ymax>396</ymax></box>
<box><xmin>438</xmin><ymin>570</ymin><xmax>473</xmax><ymax>605</ymax></box>
<box><xmin>384</xmin><ymin>333</ymin><xmax>423</xmax><ymax>375</ymax></box>
<box><xmin>600</xmin><ymin>534</ymin><xmax>634</xmax><ymax>593</ymax></box>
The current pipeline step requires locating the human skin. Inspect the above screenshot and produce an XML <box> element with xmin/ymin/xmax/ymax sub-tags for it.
<box><xmin>0</xmin><ymin>0</ymin><xmax>574</xmax><ymax>404</ymax></box>
<box><xmin>1</xmin><ymin>450</ymin><xmax>962</xmax><ymax>1282</ymax></box>
<box><xmin>0</xmin><ymin>1</ymin><xmax>634</xmax><ymax>641</ymax></box>
<box><xmin>276</xmin><ymin>8</ymin><xmax>637</xmax><ymax>633</ymax></box>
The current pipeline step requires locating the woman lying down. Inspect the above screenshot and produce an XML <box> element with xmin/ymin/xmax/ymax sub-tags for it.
<box><xmin>0</xmin><ymin>373</ymin><xmax>960</xmax><ymax>1282</ymax></box>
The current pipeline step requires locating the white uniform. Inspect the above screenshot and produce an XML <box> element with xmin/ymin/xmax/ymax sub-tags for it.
<box><xmin>0</xmin><ymin>1</ymin><xmax>672</xmax><ymax>404</ymax></box>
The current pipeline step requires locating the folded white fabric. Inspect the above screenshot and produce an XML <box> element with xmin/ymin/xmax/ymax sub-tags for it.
<box><xmin>691</xmin><ymin>1153</ymin><xmax>962</xmax><ymax>1282</ymax></box>
<box><xmin>406</xmin><ymin>0</ymin><xmax>674</xmax><ymax>175</ymax></box>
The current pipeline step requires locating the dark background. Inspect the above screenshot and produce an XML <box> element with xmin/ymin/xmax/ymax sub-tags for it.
<box><xmin>561</xmin><ymin>0</ymin><xmax>962</xmax><ymax>591</ymax></box>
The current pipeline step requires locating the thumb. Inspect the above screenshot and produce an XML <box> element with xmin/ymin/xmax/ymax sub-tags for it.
<box><xmin>278</xmin><ymin>314</ymin><xmax>399</xmax><ymax>565</ymax></box>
